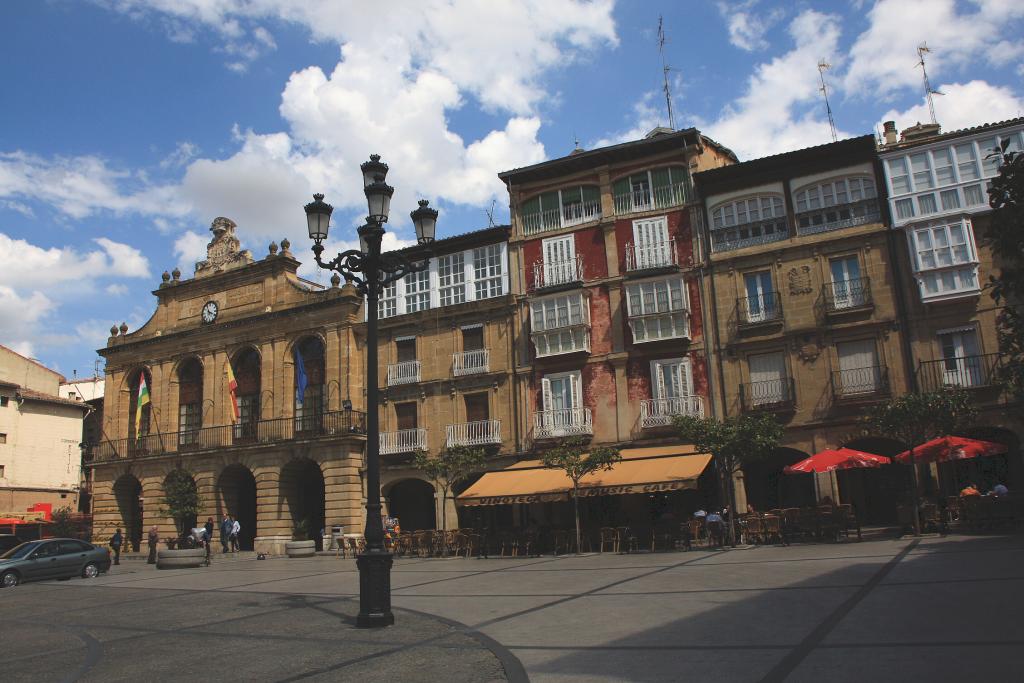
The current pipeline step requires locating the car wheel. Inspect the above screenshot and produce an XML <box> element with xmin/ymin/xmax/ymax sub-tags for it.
<box><xmin>1</xmin><ymin>570</ymin><xmax>19</xmax><ymax>588</ymax></box>
<box><xmin>82</xmin><ymin>563</ymin><xmax>99</xmax><ymax>579</ymax></box>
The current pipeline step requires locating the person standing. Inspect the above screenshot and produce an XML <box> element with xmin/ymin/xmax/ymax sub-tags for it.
<box><xmin>110</xmin><ymin>527</ymin><xmax>123</xmax><ymax>566</ymax></box>
<box><xmin>204</xmin><ymin>517</ymin><xmax>215</xmax><ymax>545</ymax></box>
<box><xmin>230</xmin><ymin>517</ymin><xmax>241</xmax><ymax>552</ymax></box>
<box><xmin>147</xmin><ymin>525</ymin><xmax>159</xmax><ymax>564</ymax></box>
<box><xmin>220</xmin><ymin>515</ymin><xmax>232</xmax><ymax>553</ymax></box>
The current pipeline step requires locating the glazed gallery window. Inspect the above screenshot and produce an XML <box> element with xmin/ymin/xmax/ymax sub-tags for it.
<box><xmin>404</xmin><ymin>268</ymin><xmax>430</xmax><ymax>313</ymax></box>
<box><xmin>710</xmin><ymin>195</ymin><xmax>787</xmax><ymax>251</ymax></box>
<box><xmin>530</xmin><ymin>292</ymin><xmax>589</xmax><ymax>356</ymax></box>
<box><xmin>438</xmin><ymin>252</ymin><xmax>466</xmax><ymax>306</ymax></box>
<box><xmin>625</xmin><ymin>277</ymin><xmax>689</xmax><ymax>342</ymax></box>
<box><xmin>910</xmin><ymin>219</ymin><xmax>979</xmax><ymax>298</ymax></box>
<box><xmin>612</xmin><ymin>165</ymin><xmax>690</xmax><ymax>213</ymax></box>
<box><xmin>520</xmin><ymin>184</ymin><xmax>601</xmax><ymax>234</ymax></box>
<box><xmin>473</xmin><ymin>244</ymin><xmax>504</xmax><ymax>299</ymax></box>
<box><xmin>794</xmin><ymin>176</ymin><xmax>878</xmax><ymax>233</ymax></box>
<box><xmin>378</xmin><ymin>281</ymin><xmax>397</xmax><ymax>319</ymax></box>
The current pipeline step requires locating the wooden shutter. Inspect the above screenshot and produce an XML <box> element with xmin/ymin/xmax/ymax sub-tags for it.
<box><xmin>396</xmin><ymin>402</ymin><xmax>417</xmax><ymax>430</ymax></box>
<box><xmin>462</xmin><ymin>326</ymin><xmax>484</xmax><ymax>351</ymax></box>
<box><xmin>465</xmin><ymin>393</ymin><xmax>489</xmax><ymax>422</ymax></box>
<box><xmin>541</xmin><ymin>377</ymin><xmax>553</xmax><ymax>412</ymax></box>
<box><xmin>396</xmin><ymin>338</ymin><xmax>416</xmax><ymax>363</ymax></box>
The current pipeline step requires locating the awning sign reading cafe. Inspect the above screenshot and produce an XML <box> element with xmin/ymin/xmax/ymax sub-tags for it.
<box><xmin>575</xmin><ymin>481</ymin><xmax>693</xmax><ymax>497</ymax></box>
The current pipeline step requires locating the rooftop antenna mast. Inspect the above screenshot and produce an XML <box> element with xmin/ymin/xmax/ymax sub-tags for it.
<box><xmin>916</xmin><ymin>42</ymin><xmax>943</xmax><ymax>125</ymax></box>
<box><xmin>658</xmin><ymin>15</ymin><xmax>676</xmax><ymax>131</ymax></box>
<box><xmin>817</xmin><ymin>60</ymin><xmax>837</xmax><ymax>142</ymax></box>
<box><xmin>486</xmin><ymin>199</ymin><xmax>496</xmax><ymax>228</ymax></box>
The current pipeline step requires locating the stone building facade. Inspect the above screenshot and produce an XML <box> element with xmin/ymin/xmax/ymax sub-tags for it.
<box><xmin>91</xmin><ymin>220</ymin><xmax>368</xmax><ymax>554</ymax></box>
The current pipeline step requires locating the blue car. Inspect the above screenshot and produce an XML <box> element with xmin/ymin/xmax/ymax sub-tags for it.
<box><xmin>0</xmin><ymin>538</ymin><xmax>112</xmax><ymax>588</ymax></box>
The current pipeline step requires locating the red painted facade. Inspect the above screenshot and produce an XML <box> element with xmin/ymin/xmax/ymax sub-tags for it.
<box><xmin>522</xmin><ymin>224</ymin><xmax>608</xmax><ymax>291</ymax></box>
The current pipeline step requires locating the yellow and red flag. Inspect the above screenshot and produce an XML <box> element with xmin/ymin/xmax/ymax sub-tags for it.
<box><xmin>226</xmin><ymin>361</ymin><xmax>240</xmax><ymax>423</ymax></box>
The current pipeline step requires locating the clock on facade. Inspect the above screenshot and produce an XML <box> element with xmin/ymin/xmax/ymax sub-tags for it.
<box><xmin>201</xmin><ymin>300</ymin><xmax>219</xmax><ymax>324</ymax></box>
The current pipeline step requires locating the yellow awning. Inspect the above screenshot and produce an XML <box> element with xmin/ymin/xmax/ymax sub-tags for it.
<box><xmin>456</xmin><ymin>445</ymin><xmax>711</xmax><ymax>506</ymax></box>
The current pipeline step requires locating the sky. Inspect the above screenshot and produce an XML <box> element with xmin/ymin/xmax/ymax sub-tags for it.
<box><xmin>1</xmin><ymin>0</ymin><xmax>1022</xmax><ymax>378</ymax></box>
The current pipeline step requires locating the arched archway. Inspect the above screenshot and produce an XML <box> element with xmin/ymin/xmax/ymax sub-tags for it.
<box><xmin>742</xmin><ymin>447</ymin><xmax>816</xmax><ymax>511</ymax></box>
<box><xmin>386</xmin><ymin>479</ymin><xmax>436</xmax><ymax>531</ymax></box>
<box><xmin>218</xmin><ymin>465</ymin><xmax>257</xmax><ymax>550</ymax></box>
<box><xmin>231</xmin><ymin>347</ymin><xmax>261</xmax><ymax>443</ymax></box>
<box><xmin>293</xmin><ymin>337</ymin><xmax>325</xmax><ymax>434</ymax></box>
<box><xmin>177</xmin><ymin>357</ymin><xmax>203</xmax><ymax>448</ymax></box>
<box><xmin>162</xmin><ymin>469</ymin><xmax>199</xmax><ymax>536</ymax></box>
<box><xmin>113</xmin><ymin>474</ymin><xmax>143</xmax><ymax>552</ymax></box>
<box><xmin>838</xmin><ymin>437</ymin><xmax>911</xmax><ymax>525</ymax></box>
<box><xmin>281</xmin><ymin>459</ymin><xmax>325</xmax><ymax>550</ymax></box>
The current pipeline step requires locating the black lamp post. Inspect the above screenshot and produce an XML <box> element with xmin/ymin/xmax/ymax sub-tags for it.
<box><xmin>304</xmin><ymin>154</ymin><xmax>437</xmax><ymax>628</ymax></box>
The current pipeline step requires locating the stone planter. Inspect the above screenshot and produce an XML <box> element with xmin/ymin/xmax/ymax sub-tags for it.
<box><xmin>285</xmin><ymin>540</ymin><xmax>316</xmax><ymax>558</ymax></box>
<box><xmin>156</xmin><ymin>548</ymin><xmax>206</xmax><ymax>569</ymax></box>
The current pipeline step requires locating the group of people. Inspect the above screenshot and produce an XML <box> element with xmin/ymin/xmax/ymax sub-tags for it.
<box><xmin>959</xmin><ymin>482</ymin><xmax>1010</xmax><ymax>498</ymax></box>
<box><xmin>220</xmin><ymin>515</ymin><xmax>242</xmax><ymax>553</ymax></box>
<box><xmin>107</xmin><ymin>515</ymin><xmax>244</xmax><ymax>568</ymax></box>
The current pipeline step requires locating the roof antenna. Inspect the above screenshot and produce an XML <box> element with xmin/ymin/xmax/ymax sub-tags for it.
<box><xmin>658</xmin><ymin>16</ymin><xmax>676</xmax><ymax>131</ymax></box>
<box><xmin>486</xmin><ymin>199</ymin><xmax>496</xmax><ymax>228</ymax></box>
<box><xmin>817</xmin><ymin>60</ymin><xmax>838</xmax><ymax>143</ymax></box>
<box><xmin>916</xmin><ymin>42</ymin><xmax>943</xmax><ymax>125</ymax></box>
<box><xmin>573</xmin><ymin>132</ymin><xmax>581</xmax><ymax>151</ymax></box>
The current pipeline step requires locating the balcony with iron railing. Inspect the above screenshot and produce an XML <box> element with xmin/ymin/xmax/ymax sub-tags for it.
<box><xmin>639</xmin><ymin>396</ymin><xmax>704</xmax><ymax>428</ymax></box>
<box><xmin>532</xmin><ymin>255</ymin><xmax>585</xmax><ymax>291</ymax></box>
<box><xmin>380</xmin><ymin>428</ymin><xmax>428</xmax><ymax>455</ymax></box>
<box><xmin>831</xmin><ymin>366</ymin><xmax>890</xmax><ymax>402</ymax></box>
<box><xmin>521</xmin><ymin>200</ymin><xmax>602</xmax><ymax>236</ymax></box>
<box><xmin>737</xmin><ymin>293</ymin><xmax>783</xmax><ymax>328</ymax></box>
<box><xmin>91</xmin><ymin>410</ymin><xmax>367</xmax><ymax>463</ymax></box>
<box><xmin>917</xmin><ymin>354</ymin><xmax>1002</xmax><ymax>392</ymax></box>
<box><xmin>796</xmin><ymin>199</ymin><xmax>881</xmax><ymax>236</ymax></box>
<box><xmin>533</xmin><ymin>408</ymin><xmax>593</xmax><ymax>439</ymax></box>
<box><xmin>625</xmin><ymin>238</ymin><xmax>677</xmax><ymax>272</ymax></box>
<box><xmin>710</xmin><ymin>222</ymin><xmax>790</xmax><ymax>253</ymax></box>
<box><xmin>446</xmin><ymin>419</ymin><xmax>502</xmax><ymax>447</ymax></box>
<box><xmin>387</xmin><ymin>360</ymin><xmax>421</xmax><ymax>386</ymax></box>
<box><xmin>453</xmin><ymin>349</ymin><xmax>489</xmax><ymax>376</ymax></box>
<box><xmin>823</xmin><ymin>277</ymin><xmax>873</xmax><ymax>315</ymax></box>
<box><xmin>613</xmin><ymin>180</ymin><xmax>691</xmax><ymax>216</ymax></box>
<box><xmin>740</xmin><ymin>378</ymin><xmax>796</xmax><ymax>412</ymax></box>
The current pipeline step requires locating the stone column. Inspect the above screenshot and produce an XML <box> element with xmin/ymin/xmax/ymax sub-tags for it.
<box><xmin>253</xmin><ymin>462</ymin><xmax>289</xmax><ymax>555</ymax></box>
<box><xmin>322</xmin><ymin>444</ymin><xmax>366</xmax><ymax>534</ymax></box>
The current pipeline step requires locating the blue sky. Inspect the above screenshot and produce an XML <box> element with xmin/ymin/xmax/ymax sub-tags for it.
<box><xmin>1</xmin><ymin>0</ymin><xmax>1022</xmax><ymax>377</ymax></box>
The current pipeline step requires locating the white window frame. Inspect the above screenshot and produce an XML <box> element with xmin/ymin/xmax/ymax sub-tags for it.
<box><xmin>404</xmin><ymin>268</ymin><xmax>431</xmax><ymax>313</ymax></box>
<box><xmin>530</xmin><ymin>291</ymin><xmax>590</xmax><ymax>357</ymax></box>
<box><xmin>650</xmin><ymin>358</ymin><xmax>693</xmax><ymax>400</ymax></box>
<box><xmin>438</xmin><ymin>252</ymin><xmax>466</xmax><ymax>307</ymax></box>
<box><xmin>835</xmin><ymin>339</ymin><xmax>882</xmax><ymax>395</ymax></box>
<box><xmin>909</xmin><ymin>217</ymin><xmax>980</xmax><ymax>300</ymax></box>
<box><xmin>709</xmin><ymin>194</ymin><xmax>787</xmax><ymax>251</ymax></box>
<box><xmin>473</xmin><ymin>244</ymin><xmax>504</xmax><ymax>299</ymax></box>
<box><xmin>625</xmin><ymin>277</ymin><xmax>689</xmax><ymax>342</ymax></box>
<box><xmin>541</xmin><ymin>371</ymin><xmax>582</xmax><ymax>412</ymax></box>
<box><xmin>378</xmin><ymin>281</ymin><xmax>398</xmax><ymax>319</ymax></box>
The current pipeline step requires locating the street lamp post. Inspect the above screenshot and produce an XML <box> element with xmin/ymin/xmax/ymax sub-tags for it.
<box><xmin>304</xmin><ymin>155</ymin><xmax>437</xmax><ymax>628</ymax></box>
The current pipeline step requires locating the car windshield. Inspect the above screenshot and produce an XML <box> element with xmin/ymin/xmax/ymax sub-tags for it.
<box><xmin>1</xmin><ymin>541</ymin><xmax>41</xmax><ymax>560</ymax></box>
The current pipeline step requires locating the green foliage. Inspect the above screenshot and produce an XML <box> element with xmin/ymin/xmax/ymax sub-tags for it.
<box><xmin>673</xmin><ymin>413</ymin><xmax>784</xmax><ymax>476</ymax></box>
<box><xmin>292</xmin><ymin>517</ymin><xmax>311</xmax><ymax>542</ymax></box>
<box><xmin>865</xmin><ymin>387</ymin><xmax>978</xmax><ymax>449</ymax></box>
<box><xmin>49</xmin><ymin>505</ymin><xmax>79</xmax><ymax>539</ymax></box>
<box><xmin>159</xmin><ymin>468</ymin><xmax>200</xmax><ymax>537</ymax></box>
<box><xmin>540</xmin><ymin>437</ymin><xmax>621</xmax><ymax>486</ymax></box>
<box><xmin>988</xmin><ymin>148</ymin><xmax>1024</xmax><ymax>397</ymax></box>
<box><xmin>414</xmin><ymin>445</ymin><xmax>488</xmax><ymax>531</ymax></box>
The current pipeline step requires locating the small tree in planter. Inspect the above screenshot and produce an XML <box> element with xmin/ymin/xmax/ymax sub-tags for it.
<box><xmin>49</xmin><ymin>505</ymin><xmax>80</xmax><ymax>539</ymax></box>
<box><xmin>866</xmin><ymin>387</ymin><xmax>977</xmax><ymax>536</ymax></box>
<box><xmin>674</xmin><ymin>412</ymin><xmax>783</xmax><ymax>546</ymax></box>
<box><xmin>159</xmin><ymin>468</ymin><xmax>201</xmax><ymax>539</ymax></box>
<box><xmin>292</xmin><ymin>518</ymin><xmax>312</xmax><ymax>542</ymax></box>
<box><xmin>413</xmin><ymin>445</ymin><xmax>488</xmax><ymax>532</ymax></box>
<box><xmin>541</xmin><ymin>437</ymin><xmax>621</xmax><ymax>554</ymax></box>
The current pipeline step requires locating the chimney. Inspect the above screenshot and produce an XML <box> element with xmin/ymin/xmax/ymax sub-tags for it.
<box><xmin>883</xmin><ymin>121</ymin><xmax>897</xmax><ymax>145</ymax></box>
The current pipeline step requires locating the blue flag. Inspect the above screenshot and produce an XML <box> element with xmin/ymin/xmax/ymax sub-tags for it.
<box><xmin>294</xmin><ymin>348</ymin><xmax>308</xmax><ymax>407</ymax></box>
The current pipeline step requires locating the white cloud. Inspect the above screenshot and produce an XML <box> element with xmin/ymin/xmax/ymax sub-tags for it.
<box><xmin>702</xmin><ymin>10</ymin><xmax>850</xmax><ymax>160</ymax></box>
<box><xmin>717</xmin><ymin>1</ymin><xmax>784</xmax><ymax>52</ymax></box>
<box><xmin>845</xmin><ymin>0</ymin><xmax>1024</xmax><ymax>98</ymax></box>
<box><xmin>105</xmin><ymin>283</ymin><xmax>129</xmax><ymax>296</ymax></box>
<box><xmin>0</xmin><ymin>285</ymin><xmax>54</xmax><ymax>359</ymax></box>
<box><xmin>0</xmin><ymin>151</ymin><xmax>189</xmax><ymax>220</ymax></box>
<box><xmin>0</xmin><ymin>233</ymin><xmax>150</xmax><ymax>288</ymax></box>
<box><xmin>173</xmin><ymin>229</ymin><xmax>211</xmax><ymax>274</ymax></box>
<box><xmin>879</xmin><ymin>80</ymin><xmax>1024</xmax><ymax>134</ymax></box>
<box><xmin>592</xmin><ymin>94</ymin><xmax>665</xmax><ymax>148</ymax></box>
<box><xmin>160</xmin><ymin>141</ymin><xmax>200</xmax><ymax>169</ymax></box>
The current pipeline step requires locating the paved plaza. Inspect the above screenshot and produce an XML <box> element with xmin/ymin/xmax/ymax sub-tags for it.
<box><xmin>1</xmin><ymin>534</ymin><xmax>1023</xmax><ymax>682</ymax></box>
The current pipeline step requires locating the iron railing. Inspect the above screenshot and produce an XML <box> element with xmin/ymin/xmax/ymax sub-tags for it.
<box><xmin>91</xmin><ymin>410</ymin><xmax>366</xmax><ymax>463</ymax></box>
<box><xmin>824</xmin><ymin>277</ymin><xmax>872</xmax><ymax>312</ymax></box>
<box><xmin>613</xmin><ymin>180</ymin><xmax>691</xmax><ymax>215</ymax></box>
<box><xmin>521</xmin><ymin>200</ymin><xmax>601</xmax><ymax>236</ymax></box>
<box><xmin>625</xmin><ymin>238</ymin><xmax>677</xmax><ymax>271</ymax></box>
<box><xmin>917</xmin><ymin>354</ymin><xmax>1002</xmax><ymax>392</ymax></box>
<box><xmin>533</xmin><ymin>408</ymin><xmax>593</xmax><ymax>439</ymax></box>
<box><xmin>737</xmin><ymin>292</ymin><xmax>783</xmax><ymax>326</ymax></box>
<box><xmin>831</xmin><ymin>366</ymin><xmax>890</xmax><ymax>400</ymax></box>
<box><xmin>796</xmin><ymin>200</ymin><xmax>881</xmax><ymax>236</ymax></box>
<box><xmin>532</xmin><ymin>255</ymin><xmax>585</xmax><ymax>290</ymax></box>
<box><xmin>639</xmin><ymin>396</ymin><xmax>704</xmax><ymax>428</ymax></box>
<box><xmin>453</xmin><ymin>349</ymin><xmax>489</xmax><ymax>376</ymax></box>
<box><xmin>710</xmin><ymin>225</ymin><xmax>789</xmax><ymax>253</ymax></box>
<box><xmin>379</xmin><ymin>428</ymin><xmax>428</xmax><ymax>455</ymax></box>
<box><xmin>387</xmin><ymin>360</ymin><xmax>421</xmax><ymax>386</ymax></box>
<box><xmin>740</xmin><ymin>378</ymin><xmax>796</xmax><ymax>411</ymax></box>
<box><xmin>446</xmin><ymin>419</ymin><xmax>502</xmax><ymax>447</ymax></box>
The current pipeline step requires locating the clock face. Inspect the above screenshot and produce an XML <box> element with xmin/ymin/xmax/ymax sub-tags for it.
<box><xmin>201</xmin><ymin>301</ymin><xmax>219</xmax><ymax>324</ymax></box>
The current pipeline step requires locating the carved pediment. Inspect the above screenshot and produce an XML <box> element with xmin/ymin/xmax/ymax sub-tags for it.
<box><xmin>195</xmin><ymin>217</ymin><xmax>253</xmax><ymax>278</ymax></box>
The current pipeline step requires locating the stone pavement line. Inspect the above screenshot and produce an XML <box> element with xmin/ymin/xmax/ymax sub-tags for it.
<box><xmin>759</xmin><ymin>539</ymin><xmax>920</xmax><ymax>683</ymax></box>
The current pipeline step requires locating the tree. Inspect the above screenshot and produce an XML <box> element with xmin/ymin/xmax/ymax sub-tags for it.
<box><xmin>866</xmin><ymin>387</ymin><xmax>977</xmax><ymax>535</ymax></box>
<box><xmin>541</xmin><ymin>437</ymin><xmax>621</xmax><ymax>554</ymax></box>
<box><xmin>987</xmin><ymin>144</ymin><xmax>1024</xmax><ymax>397</ymax></box>
<box><xmin>674</xmin><ymin>413</ymin><xmax>783</xmax><ymax>546</ymax></box>
<box><xmin>413</xmin><ymin>445</ymin><xmax>488</xmax><ymax>533</ymax></box>
<box><xmin>160</xmin><ymin>468</ymin><xmax>201</xmax><ymax>537</ymax></box>
<box><xmin>49</xmin><ymin>505</ymin><xmax>80</xmax><ymax>539</ymax></box>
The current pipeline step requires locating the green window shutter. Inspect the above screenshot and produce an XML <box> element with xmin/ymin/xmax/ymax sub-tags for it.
<box><xmin>581</xmin><ymin>185</ymin><xmax>600</xmax><ymax>204</ymax></box>
<box><xmin>540</xmin><ymin>190</ymin><xmax>561</xmax><ymax>229</ymax></box>
<box><xmin>651</xmin><ymin>167</ymin><xmax>671</xmax><ymax>189</ymax></box>
<box><xmin>521</xmin><ymin>196</ymin><xmax>540</xmax><ymax>216</ymax></box>
<box><xmin>613</xmin><ymin>177</ymin><xmax>629</xmax><ymax>196</ymax></box>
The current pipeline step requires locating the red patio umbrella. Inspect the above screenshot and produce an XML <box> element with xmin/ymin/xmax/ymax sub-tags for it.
<box><xmin>894</xmin><ymin>436</ymin><xmax>1008</xmax><ymax>464</ymax></box>
<box><xmin>784</xmin><ymin>447</ymin><xmax>892</xmax><ymax>474</ymax></box>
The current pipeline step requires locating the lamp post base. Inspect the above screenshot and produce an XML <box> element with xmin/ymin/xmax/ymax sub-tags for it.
<box><xmin>355</xmin><ymin>548</ymin><xmax>395</xmax><ymax>628</ymax></box>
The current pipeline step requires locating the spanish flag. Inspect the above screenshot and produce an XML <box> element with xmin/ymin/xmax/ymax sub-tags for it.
<box><xmin>135</xmin><ymin>372</ymin><xmax>150</xmax><ymax>441</ymax></box>
<box><xmin>226</xmin><ymin>361</ymin><xmax>240</xmax><ymax>423</ymax></box>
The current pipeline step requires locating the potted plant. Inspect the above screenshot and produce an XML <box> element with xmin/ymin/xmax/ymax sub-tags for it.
<box><xmin>285</xmin><ymin>518</ymin><xmax>315</xmax><ymax>558</ymax></box>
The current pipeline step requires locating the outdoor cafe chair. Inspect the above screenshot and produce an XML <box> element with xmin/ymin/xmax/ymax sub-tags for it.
<box><xmin>615</xmin><ymin>526</ymin><xmax>638</xmax><ymax>554</ymax></box>
<box><xmin>413</xmin><ymin>530</ymin><xmax>432</xmax><ymax>557</ymax></box>
<box><xmin>744</xmin><ymin>515</ymin><xmax>763</xmax><ymax>545</ymax></box>
<box><xmin>687</xmin><ymin>519</ymin><xmax>705</xmax><ymax>547</ymax></box>
<box><xmin>598</xmin><ymin>527</ymin><xmax>617</xmax><ymax>553</ymax></box>
<box><xmin>650</xmin><ymin>524</ymin><xmax>675</xmax><ymax>552</ymax></box>
<box><xmin>761</xmin><ymin>515</ymin><xmax>782</xmax><ymax>544</ymax></box>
